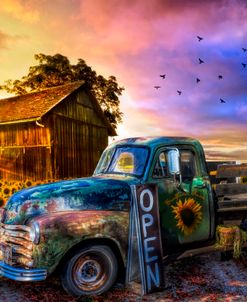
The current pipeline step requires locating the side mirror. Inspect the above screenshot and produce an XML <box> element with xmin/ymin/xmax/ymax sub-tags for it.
<box><xmin>167</xmin><ymin>149</ymin><xmax>180</xmax><ymax>175</ymax></box>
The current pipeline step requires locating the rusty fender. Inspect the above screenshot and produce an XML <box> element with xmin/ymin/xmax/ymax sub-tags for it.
<box><xmin>31</xmin><ymin>210</ymin><xmax>129</xmax><ymax>274</ymax></box>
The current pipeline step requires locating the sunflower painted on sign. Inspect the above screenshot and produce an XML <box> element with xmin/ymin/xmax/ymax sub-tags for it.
<box><xmin>172</xmin><ymin>198</ymin><xmax>202</xmax><ymax>236</ymax></box>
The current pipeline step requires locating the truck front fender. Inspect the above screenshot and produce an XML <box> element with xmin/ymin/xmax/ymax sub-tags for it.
<box><xmin>31</xmin><ymin>210</ymin><xmax>129</xmax><ymax>274</ymax></box>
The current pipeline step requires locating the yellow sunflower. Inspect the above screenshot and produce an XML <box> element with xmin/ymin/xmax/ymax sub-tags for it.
<box><xmin>25</xmin><ymin>180</ymin><xmax>33</xmax><ymax>187</ymax></box>
<box><xmin>172</xmin><ymin>198</ymin><xmax>202</xmax><ymax>236</ymax></box>
<box><xmin>11</xmin><ymin>185</ymin><xmax>19</xmax><ymax>195</ymax></box>
<box><xmin>2</xmin><ymin>186</ymin><xmax>11</xmax><ymax>197</ymax></box>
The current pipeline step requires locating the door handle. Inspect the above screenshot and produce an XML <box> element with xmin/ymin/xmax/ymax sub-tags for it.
<box><xmin>194</xmin><ymin>183</ymin><xmax>207</xmax><ymax>189</ymax></box>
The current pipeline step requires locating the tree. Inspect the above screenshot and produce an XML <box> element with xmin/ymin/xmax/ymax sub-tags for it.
<box><xmin>0</xmin><ymin>53</ymin><xmax>124</xmax><ymax>128</ymax></box>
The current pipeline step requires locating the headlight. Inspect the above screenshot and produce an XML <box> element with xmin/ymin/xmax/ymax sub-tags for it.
<box><xmin>29</xmin><ymin>221</ymin><xmax>40</xmax><ymax>244</ymax></box>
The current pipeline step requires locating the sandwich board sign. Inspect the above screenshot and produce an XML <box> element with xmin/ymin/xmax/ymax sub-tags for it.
<box><xmin>126</xmin><ymin>184</ymin><xmax>164</xmax><ymax>294</ymax></box>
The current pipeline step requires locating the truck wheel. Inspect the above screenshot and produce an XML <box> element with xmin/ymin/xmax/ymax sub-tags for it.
<box><xmin>61</xmin><ymin>244</ymin><xmax>118</xmax><ymax>296</ymax></box>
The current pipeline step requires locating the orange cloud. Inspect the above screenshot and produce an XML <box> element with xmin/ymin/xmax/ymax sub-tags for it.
<box><xmin>0</xmin><ymin>0</ymin><xmax>39</xmax><ymax>24</ymax></box>
<box><xmin>0</xmin><ymin>30</ymin><xmax>25</xmax><ymax>51</ymax></box>
<box><xmin>0</xmin><ymin>30</ymin><xmax>10</xmax><ymax>49</ymax></box>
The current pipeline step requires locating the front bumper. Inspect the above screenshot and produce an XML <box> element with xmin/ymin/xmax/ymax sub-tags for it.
<box><xmin>0</xmin><ymin>261</ymin><xmax>47</xmax><ymax>281</ymax></box>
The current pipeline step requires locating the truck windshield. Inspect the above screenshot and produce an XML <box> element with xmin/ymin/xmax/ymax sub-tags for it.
<box><xmin>94</xmin><ymin>146</ymin><xmax>149</xmax><ymax>177</ymax></box>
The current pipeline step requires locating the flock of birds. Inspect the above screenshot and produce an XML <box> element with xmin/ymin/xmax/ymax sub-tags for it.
<box><xmin>154</xmin><ymin>35</ymin><xmax>247</xmax><ymax>104</ymax></box>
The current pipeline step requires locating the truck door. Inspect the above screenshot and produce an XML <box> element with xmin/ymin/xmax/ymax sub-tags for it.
<box><xmin>151</xmin><ymin>147</ymin><xmax>212</xmax><ymax>252</ymax></box>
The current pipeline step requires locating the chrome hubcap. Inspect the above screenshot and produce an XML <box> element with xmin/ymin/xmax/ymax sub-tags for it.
<box><xmin>80</xmin><ymin>260</ymin><xmax>101</xmax><ymax>282</ymax></box>
<box><xmin>73</xmin><ymin>254</ymin><xmax>107</xmax><ymax>291</ymax></box>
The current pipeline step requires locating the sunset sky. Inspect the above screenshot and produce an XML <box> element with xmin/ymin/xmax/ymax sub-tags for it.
<box><xmin>0</xmin><ymin>0</ymin><xmax>247</xmax><ymax>161</ymax></box>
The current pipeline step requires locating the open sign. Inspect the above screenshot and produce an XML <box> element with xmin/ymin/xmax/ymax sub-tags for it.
<box><xmin>128</xmin><ymin>184</ymin><xmax>164</xmax><ymax>294</ymax></box>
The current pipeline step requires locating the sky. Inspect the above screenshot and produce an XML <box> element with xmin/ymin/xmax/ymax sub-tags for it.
<box><xmin>0</xmin><ymin>0</ymin><xmax>247</xmax><ymax>161</ymax></box>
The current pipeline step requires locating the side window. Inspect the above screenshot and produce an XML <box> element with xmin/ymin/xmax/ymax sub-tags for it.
<box><xmin>153</xmin><ymin>151</ymin><xmax>170</xmax><ymax>178</ymax></box>
<box><xmin>180</xmin><ymin>150</ymin><xmax>196</xmax><ymax>182</ymax></box>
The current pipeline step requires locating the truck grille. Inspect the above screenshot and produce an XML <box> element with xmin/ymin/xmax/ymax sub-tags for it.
<box><xmin>0</xmin><ymin>223</ymin><xmax>34</xmax><ymax>268</ymax></box>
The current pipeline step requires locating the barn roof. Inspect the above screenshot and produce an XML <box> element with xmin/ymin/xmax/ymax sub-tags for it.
<box><xmin>0</xmin><ymin>81</ymin><xmax>116</xmax><ymax>135</ymax></box>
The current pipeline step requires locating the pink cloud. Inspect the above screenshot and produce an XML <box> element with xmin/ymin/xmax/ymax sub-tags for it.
<box><xmin>66</xmin><ymin>0</ymin><xmax>247</xmax><ymax>57</ymax></box>
<box><xmin>1</xmin><ymin>0</ymin><xmax>247</xmax><ymax>160</ymax></box>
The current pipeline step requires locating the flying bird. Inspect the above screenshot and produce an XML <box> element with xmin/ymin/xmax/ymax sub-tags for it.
<box><xmin>220</xmin><ymin>98</ymin><xmax>226</xmax><ymax>103</ymax></box>
<box><xmin>196</xmin><ymin>78</ymin><xmax>201</xmax><ymax>83</ymax></box>
<box><xmin>242</xmin><ymin>63</ymin><xmax>246</xmax><ymax>68</ymax></box>
<box><xmin>197</xmin><ymin>36</ymin><xmax>203</xmax><ymax>42</ymax></box>
<box><xmin>218</xmin><ymin>75</ymin><xmax>223</xmax><ymax>79</ymax></box>
<box><xmin>242</xmin><ymin>48</ymin><xmax>247</xmax><ymax>52</ymax></box>
<box><xmin>154</xmin><ymin>86</ymin><xmax>161</xmax><ymax>89</ymax></box>
<box><xmin>199</xmin><ymin>58</ymin><xmax>204</xmax><ymax>64</ymax></box>
<box><xmin>177</xmin><ymin>90</ymin><xmax>182</xmax><ymax>95</ymax></box>
<box><xmin>160</xmin><ymin>74</ymin><xmax>166</xmax><ymax>79</ymax></box>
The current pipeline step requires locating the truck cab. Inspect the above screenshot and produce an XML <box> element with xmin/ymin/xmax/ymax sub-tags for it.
<box><xmin>95</xmin><ymin>136</ymin><xmax>215</xmax><ymax>252</ymax></box>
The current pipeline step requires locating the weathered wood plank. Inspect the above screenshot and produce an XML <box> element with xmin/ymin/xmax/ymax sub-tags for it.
<box><xmin>217</xmin><ymin>206</ymin><xmax>247</xmax><ymax>212</ymax></box>
<box><xmin>217</xmin><ymin>164</ymin><xmax>247</xmax><ymax>178</ymax></box>
<box><xmin>0</xmin><ymin>144</ymin><xmax>51</xmax><ymax>149</ymax></box>
<box><xmin>177</xmin><ymin>242</ymin><xmax>247</xmax><ymax>260</ymax></box>
<box><xmin>216</xmin><ymin>183</ymin><xmax>247</xmax><ymax>196</ymax></box>
<box><xmin>218</xmin><ymin>193</ymin><xmax>247</xmax><ymax>208</ymax></box>
<box><xmin>217</xmin><ymin>206</ymin><xmax>247</xmax><ymax>221</ymax></box>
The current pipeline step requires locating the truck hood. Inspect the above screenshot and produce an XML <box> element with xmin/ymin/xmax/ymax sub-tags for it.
<box><xmin>3</xmin><ymin>176</ymin><xmax>135</xmax><ymax>224</ymax></box>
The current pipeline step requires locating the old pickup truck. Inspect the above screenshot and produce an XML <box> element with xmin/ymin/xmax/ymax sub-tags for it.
<box><xmin>0</xmin><ymin>136</ymin><xmax>247</xmax><ymax>296</ymax></box>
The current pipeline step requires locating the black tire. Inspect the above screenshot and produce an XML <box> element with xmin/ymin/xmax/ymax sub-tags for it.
<box><xmin>60</xmin><ymin>244</ymin><xmax>118</xmax><ymax>297</ymax></box>
<box><xmin>220</xmin><ymin>251</ymin><xmax>233</xmax><ymax>261</ymax></box>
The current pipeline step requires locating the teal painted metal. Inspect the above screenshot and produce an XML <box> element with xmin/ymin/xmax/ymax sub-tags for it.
<box><xmin>0</xmin><ymin>136</ymin><xmax>213</xmax><ymax>281</ymax></box>
<box><xmin>5</xmin><ymin>177</ymin><xmax>132</xmax><ymax>224</ymax></box>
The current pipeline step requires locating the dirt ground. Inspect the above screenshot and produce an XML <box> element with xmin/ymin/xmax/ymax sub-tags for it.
<box><xmin>0</xmin><ymin>252</ymin><xmax>247</xmax><ymax>302</ymax></box>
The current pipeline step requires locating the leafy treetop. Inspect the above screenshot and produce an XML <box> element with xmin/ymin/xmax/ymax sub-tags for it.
<box><xmin>0</xmin><ymin>53</ymin><xmax>124</xmax><ymax>129</ymax></box>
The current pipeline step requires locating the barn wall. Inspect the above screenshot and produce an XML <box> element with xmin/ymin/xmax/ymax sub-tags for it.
<box><xmin>52</xmin><ymin>90</ymin><xmax>105</xmax><ymax>126</ymax></box>
<box><xmin>52</xmin><ymin>115</ymin><xmax>108</xmax><ymax>178</ymax></box>
<box><xmin>51</xmin><ymin>90</ymin><xmax>109</xmax><ymax>178</ymax></box>
<box><xmin>0</xmin><ymin>123</ymin><xmax>52</xmax><ymax>181</ymax></box>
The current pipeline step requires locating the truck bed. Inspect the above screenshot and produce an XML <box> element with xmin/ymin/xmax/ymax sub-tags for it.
<box><xmin>217</xmin><ymin>193</ymin><xmax>247</xmax><ymax>209</ymax></box>
<box><xmin>209</xmin><ymin>163</ymin><xmax>247</xmax><ymax>225</ymax></box>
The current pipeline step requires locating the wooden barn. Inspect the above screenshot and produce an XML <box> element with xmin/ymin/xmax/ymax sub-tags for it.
<box><xmin>0</xmin><ymin>81</ymin><xmax>116</xmax><ymax>181</ymax></box>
